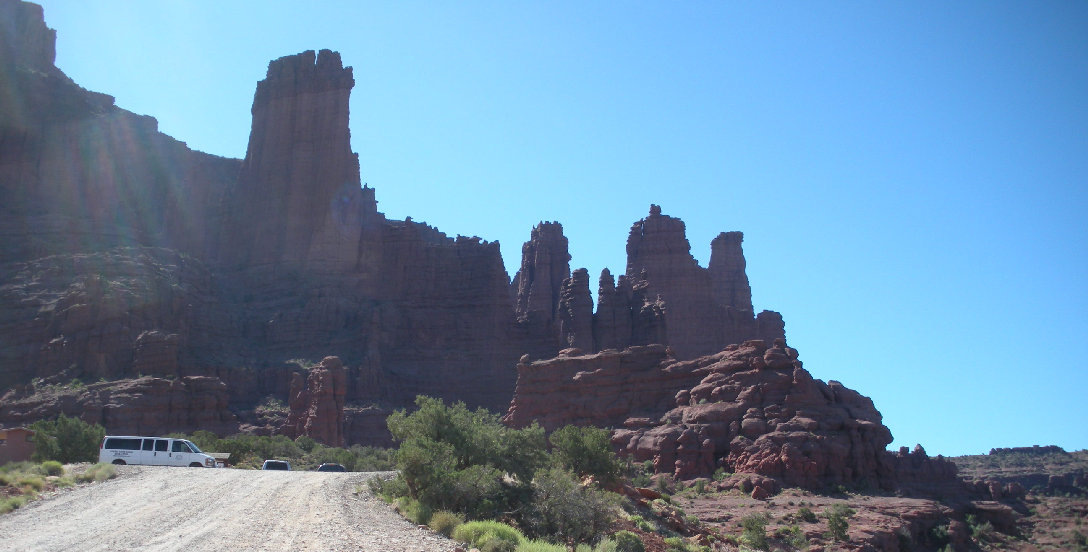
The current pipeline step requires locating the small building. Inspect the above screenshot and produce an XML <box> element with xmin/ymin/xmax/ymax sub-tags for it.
<box><xmin>0</xmin><ymin>427</ymin><xmax>36</xmax><ymax>464</ymax></box>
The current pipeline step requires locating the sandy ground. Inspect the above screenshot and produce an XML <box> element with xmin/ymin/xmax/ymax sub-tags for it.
<box><xmin>0</xmin><ymin>466</ymin><xmax>457</xmax><ymax>552</ymax></box>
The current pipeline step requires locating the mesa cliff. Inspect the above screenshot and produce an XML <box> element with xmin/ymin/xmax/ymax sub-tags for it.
<box><xmin>0</xmin><ymin>1</ymin><xmax>783</xmax><ymax>446</ymax></box>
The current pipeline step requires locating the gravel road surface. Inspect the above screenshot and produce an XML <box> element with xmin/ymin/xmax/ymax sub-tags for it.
<box><xmin>0</xmin><ymin>466</ymin><xmax>457</xmax><ymax>552</ymax></box>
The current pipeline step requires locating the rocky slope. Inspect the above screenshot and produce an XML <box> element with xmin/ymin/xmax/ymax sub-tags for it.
<box><xmin>505</xmin><ymin>339</ymin><xmax>960</xmax><ymax>494</ymax></box>
<box><xmin>0</xmin><ymin>1</ymin><xmax>783</xmax><ymax>445</ymax></box>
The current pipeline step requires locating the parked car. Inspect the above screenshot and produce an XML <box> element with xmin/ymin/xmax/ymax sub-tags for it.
<box><xmin>99</xmin><ymin>436</ymin><xmax>217</xmax><ymax>468</ymax></box>
<box><xmin>261</xmin><ymin>459</ymin><xmax>291</xmax><ymax>471</ymax></box>
<box><xmin>316</xmin><ymin>463</ymin><xmax>346</xmax><ymax>472</ymax></box>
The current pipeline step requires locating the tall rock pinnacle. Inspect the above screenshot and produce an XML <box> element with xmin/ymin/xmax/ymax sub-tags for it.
<box><xmin>222</xmin><ymin>49</ymin><xmax>371</xmax><ymax>270</ymax></box>
<box><xmin>513</xmin><ymin>222</ymin><xmax>571</xmax><ymax>326</ymax></box>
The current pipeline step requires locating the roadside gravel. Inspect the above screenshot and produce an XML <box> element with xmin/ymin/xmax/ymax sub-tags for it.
<box><xmin>0</xmin><ymin>465</ymin><xmax>458</xmax><ymax>552</ymax></box>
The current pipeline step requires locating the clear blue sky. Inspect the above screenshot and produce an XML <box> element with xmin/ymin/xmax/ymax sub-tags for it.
<box><xmin>35</xmin><ymin>1</ymin><xmax>1087</xmax><ymax>457</ymax></box>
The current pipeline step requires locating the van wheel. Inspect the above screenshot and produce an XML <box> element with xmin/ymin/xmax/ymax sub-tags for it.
<box><xmin>112</xmin><ymin>459</ymin><xmax>126</xmax><ymax>465</ymax></box>
<box><xmin>189</xmin><ymin>462</ymin><xmax>203</xmax><ymax>468</ymax></box>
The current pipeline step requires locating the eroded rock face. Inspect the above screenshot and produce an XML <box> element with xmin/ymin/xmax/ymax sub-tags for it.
<box><xmin>512</xmin><ymin>206</ymin><xmax>784</xmax><ymax>360</ymax></box>
<box><xmin>507</xmin><ymin>339</ymin><xmax>959</xmax><ymax>492</ymax></box>
<box><xmin>0</xmin><ymin>376</ymin><xmax>238</xmax><ymax>436</ymax></box>
<box><xmin>0</xmin><ymin>3</ymin><xmax>794</xmax><ymax>448</ymax></box>
<box><xmin>220</xmin><ymin>49</ymin><xmax>374</xmax><ymax>271</ymax></box>
<box><xmin>285</xmin><ymin>356</ymin><xmax>347</xmax><ymax>446</ymax></box>
<box><xmin>513</xmin><ymin>222</ymin><xmax>570</xmax><ymax>327</ymax></box>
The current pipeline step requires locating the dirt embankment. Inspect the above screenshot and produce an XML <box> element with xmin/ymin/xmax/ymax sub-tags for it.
<box><xmin>0</xmin><ymin>466</ymin><xmax>456</xmax><ymax>552</ymax></box>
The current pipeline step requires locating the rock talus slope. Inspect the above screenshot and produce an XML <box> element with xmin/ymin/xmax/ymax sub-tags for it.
<box><xmin>506</xmin><ymin>339</ymin><xmax>959</xmax><ymax>492</ymax></box>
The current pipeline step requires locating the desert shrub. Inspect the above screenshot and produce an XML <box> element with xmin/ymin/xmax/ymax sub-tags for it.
<box><xmin>774</xmin><ymin>525</ymin><xmax>808</xmax><ymax>550</ymax></box>
<box><xmin>516</xmin><ymin>540</ymin><xmax>567</xmax><ymax>552</ymax></box>
<box><xmin>966</xmin><ymin>513</ymin><xmax>994</xmax><ymax>542</ymax></box>
<box><xmin>395</xmin><ymin>496</ymin><xmax>432</xmax><ymax>525</ymax></box>
<box><xmin>387</xmin><ymin>396</ymin><xmax>547</xmax><ymax>518</ymax></box>
<box><xmin>0</xmin><ymin>495</ymin><xmax>28</xmax><ymax>514</ymax></box>
<box><xmin>628</xmin><ymin>460</ymin><xmax>653</xmax><ymax>488</ymax></box>
<box><xmin>797</xmin><ymin>506</ymin><xmax>817</xmax><ymax>523</ymax></box>
<box><xmin>824</xmin><ymin>503</ymin><xmax>855</xmax><ymax>542</ymax></box>
<box><xmin>612</xmin><ymin>530</ymin><xmax>645</xmax><ymax>552</ymax></box>
<box><xmin>40</xmin><ymin>461</ymin><xmax>64</xmax><ymax>476</ymax></box>
<box><xmin>481</xmin><ymin>539</ymin><xmax>518</xmax><ymax>552</ymax></box>
<box><xmin>593</xmin><ymin>541</ymin><xmax>619</xmax><ymax>552</ymax></box>
<box><xmin>549</xmin><ymin>425</ymin><xmax>622</xmax><ymax>484</ymax></box>
<box><xmin>16</xmin><ymin>475</ymin><xmax>44</xmax><ymax>492</ymax></box>
<box><xmin>629</xmin><ymin>514</ymin><xmax>655</xmax><ymax>532</ymax></box>
<box><xmin>522</xmin><ymin>467</ymin><xmax>619</xmax><ymax>546</ymax></box>
<box><xmin>30</xmin><ymin>414</ymin><xmax>105</xmax><ymax>463</ymax></box>
<box><xmin>428</xmin><ymin>510</ymin><xmax>465</xmax><ymax>537</ymax></box>
<box><xmin>929</xmin><ymin>523</ymin><xmax>950</xmax><ymax>547</ymax></box>
<box><xmin>663</xmin><ymin>536</ymin><xmax>696</xmax><ymax>551</ymax></box>
<box><xmin>453</xmin><ymin>520</ymin><xmax>525</xmax><ymax>550</ymax></box>
<box><xmin>656</xmin><ymin>475</ymin><xmax>670</xmax><ymax>494</ymax></box>
<box><xmin>693</xmin><ymin>479</ymin><xmax>706</xmax><ymax>494</ymax></box>
<box><xmin>740</xmin><ymin>512</ymin><xmax>770</xmax><ymax>550</ymax></box>
<box><xmin>75</xmin><ymin>462</ymin><xmax>116</xmax><ymax>483</ymax></box>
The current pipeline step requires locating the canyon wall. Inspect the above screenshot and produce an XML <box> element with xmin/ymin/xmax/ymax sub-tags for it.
<box><xmin>0</xmin><ymin>1</ymin><xmax>786</xmax><ymax>445</ymax></box>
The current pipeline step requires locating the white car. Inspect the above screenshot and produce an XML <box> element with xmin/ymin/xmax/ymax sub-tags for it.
<box><xmin>99</xmin><ymin>436</ymin><xmax>217</xmax><ymax>468</ymax></box>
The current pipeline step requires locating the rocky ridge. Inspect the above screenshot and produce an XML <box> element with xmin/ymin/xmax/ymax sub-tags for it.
<box><xmin>505</xmin><ymin>339</ymin><xmax>960</xmax><ymax>494</ymax></box>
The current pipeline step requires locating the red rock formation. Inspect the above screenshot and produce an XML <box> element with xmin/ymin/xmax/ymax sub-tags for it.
<box><xmin>0</xmin><ymin>3</ymin><xmax>794</xmax><ymax>448</ymax></box>
<box><xmin>507</xmin><ymin>339</ymin><xmax>961</xmax><ymax>492</ymax></box>
<box><xmin>0</xmin><ymin>376</ymin><xmax>238</xmax><ymax>436</ymax></box>
<box><xmin>557</xmin><ymin>268</ymin><xmax>593</xmax><ymax>351</ymax></box>
<box><xmin>513</xmin><ymin>206</ymin><xmax>783</xmax><ymax>361</ymax></box>
<box><xmin>220</xmin><ymin>49</ymin><xmax>374</xmax><ymax>271</ymax></box>
<box><xmin>285</xmin><ymin>356</ymin><xmax>347</xmax><ymax>446</ymax></box>
<box><xmin>513</xmin><ymin>222</ymin><xmax>570</xmax><ymax>325</ymax></box>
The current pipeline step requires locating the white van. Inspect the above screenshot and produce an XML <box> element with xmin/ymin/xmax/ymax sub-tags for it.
<box><xmin>99</xmin><ymin>436</ymin><xmax>217</xmax><ymax>468</ymax></box>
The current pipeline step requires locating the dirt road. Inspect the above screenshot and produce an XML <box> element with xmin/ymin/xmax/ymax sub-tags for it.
<box><xmin>0</xmin><ymin>466</ymin><xmax>457</xmax><ymax>552</ymax></box>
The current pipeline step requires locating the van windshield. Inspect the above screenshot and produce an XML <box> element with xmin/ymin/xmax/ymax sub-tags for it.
<box><xmin>183</xmin><ymin>440</ymin><xmax>202</xmax><ymax>453</ymax></box>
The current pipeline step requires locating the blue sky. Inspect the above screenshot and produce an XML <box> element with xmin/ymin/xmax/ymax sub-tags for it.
<box><xmin>35</xmin><ymin>1</ymin><xmax>1087</xmax><ymax>457</ymax></box>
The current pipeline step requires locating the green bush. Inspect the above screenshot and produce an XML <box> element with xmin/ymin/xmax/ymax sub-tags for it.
<box><xmin>966</xmin><ymin>513</ymin><xmax>994</xmax><ymax>542</ymax></box>
<box><xmin>453</xmin><ymin>520</ymin><xmax>525</xmax><ymax>550</ymax></box>
<box><xmin>386</xmin><ymin>396</ymin><xmax>547</xmax><ymax>518</ymax></box>
<box><xmin>549</xmin><ymin>425</ymin><xmax>622</xmax><ymax>484</ymax></box>
<box><xmin>40</xmin><ymin>461</ymin><xmax>64</xmax><ymax>476</ymax></box>
<box><xmin>774</xmin><ymin>525</ymin><xmax>808</xmax><ymax>550</ymax></box>
<box><xmin>30</xmin><ymin>414</ymin><xmax>105</xmax><ymax>463</ymax></box>
<box><xmin>76</xmin><ymin>463</ymin><xmax>116</xmax><ymax>483</ymax></box>
<box><xmin>523</xmin><ymin>467</ymin><xmax>619</xmax><ymax>546</ymax></box>
<box><xmin>628</xmin><ymin>515</ymin><xmax>655</xmax><ymax>532</ymax></box>
<box><xmin>612</xmin><ymin>530</ymin><xmax>645</xmax><ymax>552</ymax></box>
<box><xmin>428</xmin><ymin>510</ymin><xmax>465</xmax><ymax>537</ymax></box>
<box><xmin>395</xmin><ymin>496</ymin><xmax>432</xmax><ymax>525</ymax></box>
<box><xmin>516</xmin><ymin>540</ymin><xmax>568</xmax><ymax>552</ymax></box>
<box><xmin>740</xmin><ymin>512</ymin><xmax>770</xmax><ymax>550</ymax></box>
<box><xmin>0</xmin><ymin>495</ymin><xmax>28</xmax><ymax>514</ymax></box>
<box><xmin>797</xmin><ymin>506</ymin><xmax>817</xmax><ymax>523</ymax></box>
<box><xmin>16</xmin><ymin>475</ymin><xmax>44</xmax><ymax>492</ymax></box>
<box><xmin>824</xmin><ymin>503</ymin><xmax>855</xmax><ymax>542</ymax></box>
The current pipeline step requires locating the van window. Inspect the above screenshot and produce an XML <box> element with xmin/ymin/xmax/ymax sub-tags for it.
<box><xmin>142</xmin><ymin>439</ymin><xmax>154</xmax><ymax>451</ymax></box>
<box><xmin>155</xmin><ymin>439</ymin><xmax>168</xmax><ymax>452</ymax></box>
<box><xmin>171</xmin><ymin>441</ymin><xmax>193</xmax><ymax>453</ymax></box>
<box><xmin>104</xmin><ymin>438</ymin><xmax>142</xmax><ymax>450</ymax></box>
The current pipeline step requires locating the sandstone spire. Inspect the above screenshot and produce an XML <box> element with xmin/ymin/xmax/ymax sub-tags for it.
<box><xmin>512</xmin><ymin>222</ymin><xmax>571</xmax><ymax>326</ymax></box>
<box><xmin>709</xmin><ymin>231</ymin><xmax>754</xmax><ymax>313</ymax></box>
<box><xmin>557</xmin><ymin>268</ymin><xmax>593</xmax><ymax>351</ymax></box>
<box><xmin>223</xmin><ymin>49</ymin><xmax>369</xmax><ymax>270</ymax></box>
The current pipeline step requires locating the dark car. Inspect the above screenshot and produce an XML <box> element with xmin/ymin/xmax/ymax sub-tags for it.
<box><xmin>261</xmin><ymin>459</ymin><xmax>291</xmax><ymax>471</ymax></box>
<box><xmin>316</xmin><ymin>463</ymin><xmax>346</xmax><ymax>472</ymax></box>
